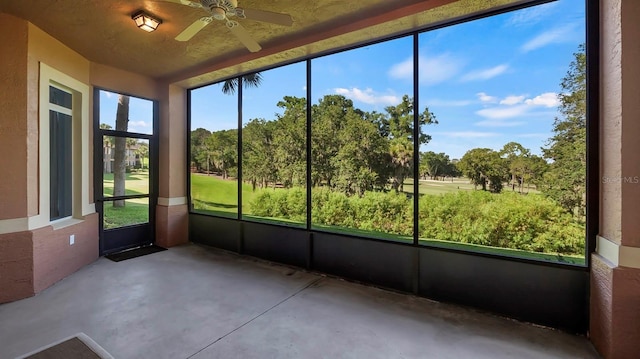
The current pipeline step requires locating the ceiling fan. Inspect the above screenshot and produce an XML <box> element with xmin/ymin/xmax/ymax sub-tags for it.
<box><xmin>160</xmin><ymin>0</ymin><xmax>293</xmax><ymax>52</ymax></box>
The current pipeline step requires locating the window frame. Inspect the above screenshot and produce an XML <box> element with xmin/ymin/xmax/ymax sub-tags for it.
<box><xmin>186</xmin><ymin>0</ymin><xmax>597</xmax><ymax>268</ymax></box>
<box><xmin>49</xmin><ymin>86</ymin><xmax>74</xmax><ymax>221</ymax></box>
<box><xmin>35</xmin><ymin>63</ymin><xmax>94</xmax><ymax>229</ymax></box>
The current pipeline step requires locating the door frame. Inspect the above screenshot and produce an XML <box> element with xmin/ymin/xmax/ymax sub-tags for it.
<box><xmin>93</xmin><ymin>88</ymin><xmax>159</xmax><ymax>255</ymax></box>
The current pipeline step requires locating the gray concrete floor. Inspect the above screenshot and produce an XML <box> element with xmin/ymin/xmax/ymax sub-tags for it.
<box><xmin>0</xmin><ymin>244</ymin><xmax>600</xmax><ymax>359</ymax></box>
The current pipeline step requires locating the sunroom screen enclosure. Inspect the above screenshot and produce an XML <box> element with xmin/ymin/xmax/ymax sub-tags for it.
<box><xmin>189</xmin><ymin>0</ymin><xmax>594</xmax><ymax>334</ymax></box>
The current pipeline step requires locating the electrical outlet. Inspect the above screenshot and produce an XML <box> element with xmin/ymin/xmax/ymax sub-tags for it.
<box><xmin>69</xmin><ymin>234</ymin><xmax>75</xmax><ymax>245</ymax></box>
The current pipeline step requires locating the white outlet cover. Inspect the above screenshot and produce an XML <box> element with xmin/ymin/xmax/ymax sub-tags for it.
<box><xmin>70</xmin><ymin>234</ymin><xmax>75</xmax><ymax>245</ymax></box>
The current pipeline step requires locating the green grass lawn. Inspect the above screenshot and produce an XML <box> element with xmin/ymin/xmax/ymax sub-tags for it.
<box><xmin>103</xmin><ymin>200</ymin><xmax>149</xmax><ymax>229</ymax></box>
<box><xmin>189</xmin><ymin>174</ymin><xmax>584</xmax><ymax>265</ymax></box>
<box><xmin>103</xmin><ymin>170</ymin><xmax>150</xmax><ymax>196</ymax></box>
<box><xmin>191</xmin><ymin>174</ymin><xmax>239</xmax><ymax>217</ymax></box>
<box><xmin>102</xmin><ymin>170</ymin><xmax>150</xmax><ymax>229</ymax></box>
<box><xmin>402</xmin><ymin>178</ymin><xmax>540</xmax><ymax>196</ymax></box>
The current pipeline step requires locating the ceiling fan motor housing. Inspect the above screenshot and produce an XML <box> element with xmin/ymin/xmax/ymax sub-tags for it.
<box><xmin>201</xmin><ymin>0</ymin><xmax>238</xmax><ymax>20</ymax></box>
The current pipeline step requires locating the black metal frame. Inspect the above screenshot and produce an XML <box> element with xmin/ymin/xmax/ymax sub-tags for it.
<box><xmin>186</xmin><ymin>0</ymin><xmax>598</xmax><ymax>333</ymax></box>
<box><xmin>93</xmin><ymin>87</ymin><xmax>160</xmax><ymax>255</ymax></box>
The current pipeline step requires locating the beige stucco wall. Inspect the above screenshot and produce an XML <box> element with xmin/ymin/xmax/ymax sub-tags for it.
<box><xmin>592</xmin><ymin>0</ymin><xmax>640</xmax><ymax>358</ymax></box>
<box><xmin>0</xmin><ymin>13</ymin><xmax>29</xmax><ymax>220</ymax></box>
<box><xmin>0</xmin><ymin>15</ymin><xmax>98</xmax><ymax>303</ymax></box>
<box><xmin>159</xmin><ymin>84</ymin><xmax>187</xmax><ymax>198</ymax></box>
<box><xmin>90</xmin><ymin>62</ymin><xmax>162</xmax><ymax>101</ymax></box>
<box><xmin>619</xmin><ymin>0</ymin><xmax>640</xmax><ymax>248</ymax></box>
<box><xmin>599</xmin><ymin>0</ymin><xmax>622</xmax><ymax>244</ymax></box>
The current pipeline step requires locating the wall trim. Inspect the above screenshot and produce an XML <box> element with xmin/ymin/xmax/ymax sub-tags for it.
<box><xmin>157</xmin><ymin>197</ymin><xmax>187</xmax><ymax>206</ymax></box>
<box><xmin>596</xmin><ymin>235</ymin><xmax>640</xmax><ymax>269</ymax></box>
<box><xmin>0</xmin><ymin>218</ymin><xmax>29</xmax><ymax>234</ymax></box>
<box><xmin>0</xmin><ymin>210</ymin><xmax>96</xmax><ymax>234</ymax></box>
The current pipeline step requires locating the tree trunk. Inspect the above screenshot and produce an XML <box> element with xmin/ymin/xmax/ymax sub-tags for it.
<box><xmin>113</xmin><ymin>95</ymin><xmax>129</xmax><ymax>208</ymax></box>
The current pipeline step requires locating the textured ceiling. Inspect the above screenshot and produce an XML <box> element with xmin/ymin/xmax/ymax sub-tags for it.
<box><xmin>0</xmin><ymin>0</ymin><xmax>529</xmax><ymax>87</ymax></box>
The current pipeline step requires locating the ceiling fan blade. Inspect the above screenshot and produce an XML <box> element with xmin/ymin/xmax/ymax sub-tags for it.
<box><xmin>175</xmin><ymin>17</ymin><xmax>212</xmax><ymax>41</ymax></box>
<box><xmin>228</xmin><ymin>22</ymin><xmax>262</xmax><ymax>52</ymax></box>
<box><xmin>241</xmin><ymin>8</ymin><xmax>293</xmax><ymax>26</ymax></box>
<box><xmin>157</xmin><ymin>0</ymin><xmax>202</xmax><ymax>8</ymax></box>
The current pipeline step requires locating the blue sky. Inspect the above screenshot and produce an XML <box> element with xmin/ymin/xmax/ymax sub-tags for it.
<box><xmin>99</xmin><ymin>91</ymin><xmax>154</xmax><ymax>134</ymax></box>
<box><xmin>104</xmin><ymin>0</ymin><xmax>585</xmax><ymax>160</ymax></box>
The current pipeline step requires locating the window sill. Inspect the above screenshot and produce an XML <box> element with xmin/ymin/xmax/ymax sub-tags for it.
<box><xmin>50</xmin><ymin>217</ymin><xmax>84</xmax><ymax>230</ymax></box>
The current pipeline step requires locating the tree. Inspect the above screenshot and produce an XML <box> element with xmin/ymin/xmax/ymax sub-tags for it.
<box><xmin>500</xmin><ymin>142</ymin><xmax>529</xmax><ymax>191</ymax></box>
<box><xmin>273</xmin><ymin>96</ymin><xmax>307</xmax><ymax>188</ymax></box>
<box><xmin>136</xmin><ymin>141</ymin><xmax>149</xmax><ymax>170</ymax></box>
<box><xmin>243</xmin><ymin>119</ymin><xmax>277</xmax><ymax>190</ymax></box>
<box><xmin>379</xmin><ymin>95</ymin><xmax>438</xmax><ymax>192</ymax></box>
<box><xmin>221</xmin><ymin>73</ymin><xmax>263</xmax><ymax>95</ymax></box>
<box><xmin>420</xmin><ymin>151</ymin><xmax>452</xmax><ymax>180</ymax></box>
<box><xmin>458</xmin><ymin>148</ymin><xmax>506</xmax><ymax>193</ymax></box>
<box><xmin>206</xmin><ymin>130</ymin><xmax>238</xmax><ymax>179</ymax></box>
<box><xmin>191</xmin><ymin>128</ymin><xmax>212</xmax><ymax>171</ymax></box>
<box><xmin>311</xmin><ymin>95</ymin><xmax>354</xmax><ymax>187</ymax></box>
<box><xmin>113</xmin><ymin>95</ymin><xmax>129</xmax><ymax>207</ymax></box>
<box><xmin>541</xmin><ymin>44</ymin><xmax>586</xmax><ymax>217</ymax></box>
<box><xmin>521</xmin><ymin>154</ymin><xmax>549</xmax><ymax>192</ymax></box>
<box><xmin>333</xmin><ymin>109</ymin><xmax>388</xmax><ymax>196</ymax></box>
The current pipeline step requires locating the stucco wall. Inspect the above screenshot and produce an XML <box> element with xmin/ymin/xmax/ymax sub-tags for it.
<box><xmin>599</xmin><ymin>0</ymin><xmax>622</xmax><ymax>244</ymax></box>
<box><xmin>90</xmin><ymin>62</ymin><xmax>162</xmax><ymax>100</ymax></box>
<box><xmin>0</xmin><ymin>13</ymin><xmax>29</xmax><ymax>221</ymax></box>
<box><xmin>0</xmin><ymin>15</ymin><xmax>100</xmax><ymax>303</ymax></box>
<box><xmin>619</xmin><ymin>0</ymin><xmax>640</xmax><ymax>248</ymax></box>
<box><xmin>592</xmin><ymin>0</ymin><xmax>640</xmax><ymax>358</ymax></box>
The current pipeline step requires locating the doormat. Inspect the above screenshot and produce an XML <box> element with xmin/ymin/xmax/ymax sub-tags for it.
<box><xmin>105</xmin><ymin>244</ymin><xmax>167</xmax><ymax>262</ymax></box>
<box><xmin>16</xmin><ymin>333</ymin><xmax>114</xmax><ymax>359</ymax></box>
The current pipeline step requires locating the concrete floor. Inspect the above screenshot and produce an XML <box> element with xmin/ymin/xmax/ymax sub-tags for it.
<box><xmin>0</xmin><ymin>244</ymin><xmax>600</xmax><ymax>359</ymax></box>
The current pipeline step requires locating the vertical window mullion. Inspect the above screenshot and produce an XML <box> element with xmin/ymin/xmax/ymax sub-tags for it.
<box><xmin>413</xmin><ymin>33</ymin><xmax>420</xmax><ymax>246</ymax></box>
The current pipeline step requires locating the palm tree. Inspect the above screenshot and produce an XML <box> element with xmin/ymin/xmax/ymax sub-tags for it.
<box><xmin>221</xmin><ymin>73</ymin><xmax>263</xmax><ymax>95</ymax></box>
<box><xmin>136</xmin><ymin>142</ymin><xmax>149</xmax><ymax>170</ymax></box>
<box><xmin>389</xmin><ymin>138</ymin><xmax>413</xmax><ymax>193</ymax></box>
<box><xmin>113</xmin><ymin>95</ymin><xmax>129</xmax><ymax>207</ymax></box>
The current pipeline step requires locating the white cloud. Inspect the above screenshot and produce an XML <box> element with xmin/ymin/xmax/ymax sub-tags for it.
<box><xmin>302</xmin><ymin>85</ymin><xmax>307</xmax><ymax>91</ymax></box>
<box><xmin>476</xmin><ymin>92</ymin><xmax>560</xmax><ymax>122</ymax></box>
<box><xmin>521</xmin><ymin>24</ymin><xmax>578</xmax><ymax>52</ymax></box>
<box><xmin>525</xmin><ymin>92</ymin><xmax>560</xmax><ymax>107</ymax></box>
<box><xmin>425</xmin><ymin>99</ymin><xmax>473</xmax><ymax>107</ymax></box>
<box><xmin>500</xmin><ymin>95</ymin><xmax>526</xmax><ymax>105</ymax></box>
<box><xmin>505</xmin><ymin>2</ymin><xmax>558</xmax><ymax>27</ymax></box>
<box><xmin>128</xmin><ymin>120</ymin><xmax>149</xmax><ymax>127</ymax></box>
<box><xmin>476</xmin><ymin>92</ymin><xmax>497</xmax><ymax>103</ymax></box>
<box><xmin>388</xmin><ymin>57</ymin><xmax>413</xmax><ymax>79</ymax></box>
<box><xmin>104</xmin><ymin>91</ymin><xmax>114</xmax><ymax>98</ymax></box>
<box><xmin>435</xmin><ymin>131</ymin><xmax>500</xmax><ymax>138</ymax></box>
<box><xmin>389</xmin><ymin>53</ymin><xmax>463</xmax><ymax>86</ymax></box>
<box><xmin>476</xmin><ymin>105</ymin><xmax>530</xmax><ymax>119</ymax></box>
<box><xmin>334</xmin><ymin>87</ymin><xmax>400</xmax><ymax>106</ymax></box>
<box><xmin>460</xmin><ymin>64</ymin><xmax>509</xmax><ymax>82</ymax></box>
<box><xmin>475</xmin><ymin>119</ymin><xmax>526</xmax><ymax>127</ymax></box>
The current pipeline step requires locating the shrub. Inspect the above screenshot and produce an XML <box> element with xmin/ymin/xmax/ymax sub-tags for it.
<box><xmin>248</xmin><ymin>187</ymin><xmax>585</xmax><ymax>256</ymax></box>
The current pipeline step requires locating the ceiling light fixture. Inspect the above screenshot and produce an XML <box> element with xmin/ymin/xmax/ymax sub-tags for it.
<box><xmin>132</xmin><ymin>10</ymin><xmax>162</xmax><ymax>32</ymax></box>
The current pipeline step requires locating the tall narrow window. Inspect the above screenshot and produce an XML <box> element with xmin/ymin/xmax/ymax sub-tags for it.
<box><xmin>241</xmin><ymin>63</ymin><xmax>307</xmax><ymax>227</ymax></box>
<box><xmin>49</xmin><ymin>85</ymin><xmax>73</xmax><ymax>221</ymax></box>
<box><xmin>190</xmin><ymin>81</ymin><xmax>239</xmax><ymax>218</ymax></box>
<box><xmin>311</xmin><ymin>36</ymin><xmax>417</xmax><ymax>242</ymax></box>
